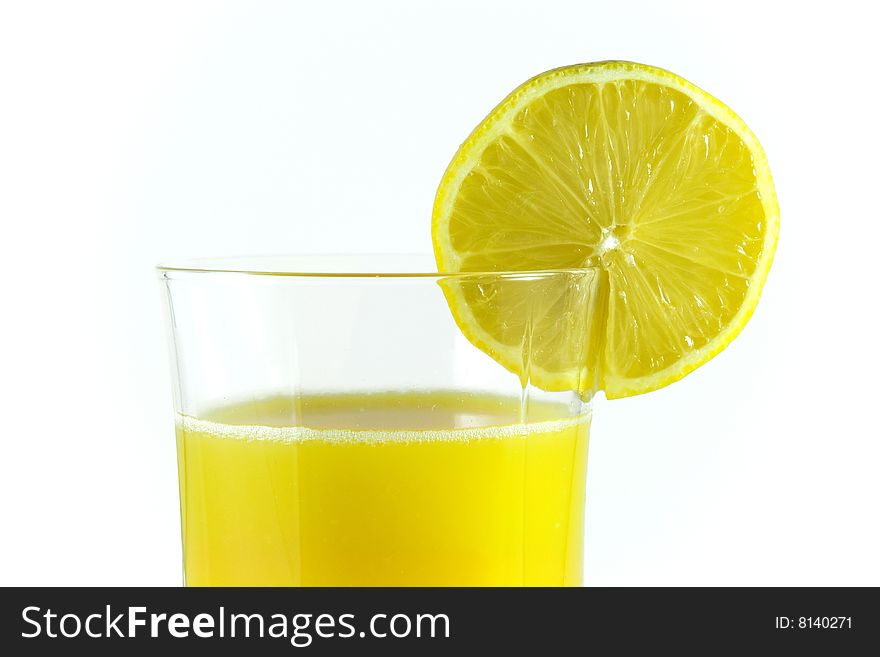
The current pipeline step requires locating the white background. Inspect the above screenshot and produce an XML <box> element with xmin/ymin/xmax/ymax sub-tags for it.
<box><xmin>1</xmin><ymin>0</ymin><xmax>877</xmax><ymax>586</ymax></box>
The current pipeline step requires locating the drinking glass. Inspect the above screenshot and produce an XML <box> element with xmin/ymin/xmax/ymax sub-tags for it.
<box><xmin>158</xmin><ymin>255</ymin><xmax>599</xmax><ymax>586</ymax></box>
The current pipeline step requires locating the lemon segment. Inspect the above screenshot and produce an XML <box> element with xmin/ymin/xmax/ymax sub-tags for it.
<box><xmin>432</xmin><ymin>62</ymin><xmax>778</xmax><ymax>398</ymax></box>
<box><xmin>438</xmin><ymin>268</ymin><xmax>604</xmax><ymax>394</ymax></box>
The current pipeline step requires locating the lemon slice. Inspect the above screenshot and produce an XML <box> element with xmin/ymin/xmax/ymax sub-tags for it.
<box><xmin>433</xmin><ymin>61</ymin><xmax>779</xmax><ymax>398</ymax></box>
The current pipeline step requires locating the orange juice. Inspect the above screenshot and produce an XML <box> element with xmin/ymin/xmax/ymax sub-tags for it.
<box><xmin>176</xmin><ymin>392</ymin><xmax>590</xmax><ymax>586</ymax></box>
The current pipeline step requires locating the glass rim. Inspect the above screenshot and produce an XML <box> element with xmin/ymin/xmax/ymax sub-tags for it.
<box><xmin>156</xmin><ymin>254</ymin><xmax>598</xmax><ymax>279</ymax></box>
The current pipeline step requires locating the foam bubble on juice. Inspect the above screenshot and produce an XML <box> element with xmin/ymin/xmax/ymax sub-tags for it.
<box><xmin>177</xmin><ymin>410</ymin><xmax>590</xmax><ymax>444</ymax></box>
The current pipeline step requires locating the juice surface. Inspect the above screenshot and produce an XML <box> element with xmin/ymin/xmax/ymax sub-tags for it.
<box><xmin>176</xmin><ymin>392</ymin><xmax>590</xmax><ymax>586</ymax></box>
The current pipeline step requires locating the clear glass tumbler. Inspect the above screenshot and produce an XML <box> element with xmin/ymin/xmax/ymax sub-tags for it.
<box><xmin>158</xmin><ymin>255</ymin><xmax>599</xmax><ymax>586</ymax></box>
